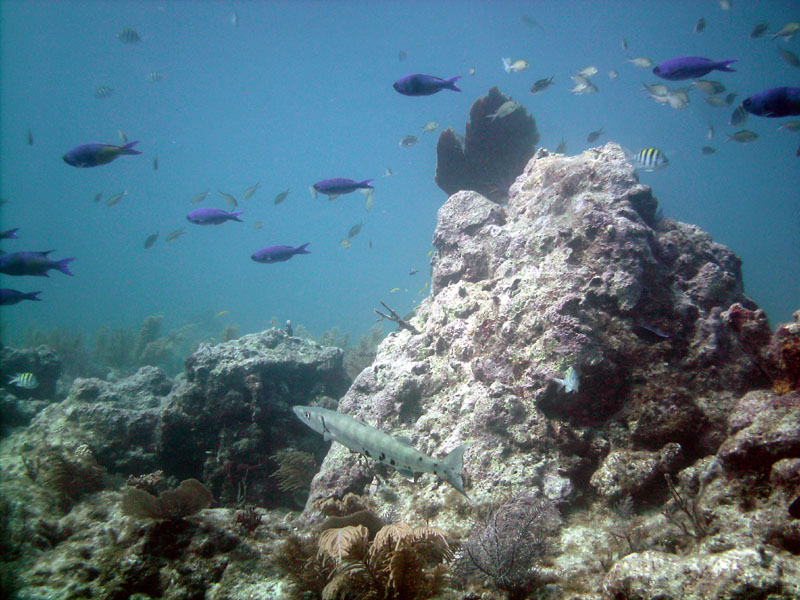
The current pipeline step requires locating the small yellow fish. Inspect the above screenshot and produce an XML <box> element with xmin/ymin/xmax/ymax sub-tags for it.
<box><xmin>218</xmin><ymin>191</ymin><xmax>238</xmax><ymax>208</ymax></box>
<box><xmin>216</xmin><ymin>311</ymin><xmax>230</xmax><ymax>317</ymax></box>
<box><xmin>390</xmin><ymin>287</ymin><xmax>400</xmax><ymax>293</ymax></box>
<box><xmin>243</xmin><ymin>182</ymin><xmax>259</xmax><ymax>200</ymax></box>
<box><xmin>426</xmin><ymin>248</ymin><xmax>435</xmax><ymax>257</ymax></box>
<box><xmin>107</xmin><ymin>191</ymin><xmax>127</xmax><ymax>206</ymax></box>
<box><xmin>191</xmin><ymin>190</ymin><xmax>210</xmax><ymax>204</ymax></box>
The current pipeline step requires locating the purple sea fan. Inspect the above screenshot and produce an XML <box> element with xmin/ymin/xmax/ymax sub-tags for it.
<box><xmin>458</xmin><ymin>491</ymin><xmax>561</xmax><ymax>598</ymax></box>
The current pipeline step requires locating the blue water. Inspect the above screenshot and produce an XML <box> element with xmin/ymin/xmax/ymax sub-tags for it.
<box><xmin>1</xmin><ymin>0</ymin><xmax>798</xmax><ymax>345</ymax></box>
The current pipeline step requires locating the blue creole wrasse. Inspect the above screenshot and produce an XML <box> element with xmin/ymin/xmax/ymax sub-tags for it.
<box><xmin>393</xmin><ymin>74</ymin><xmax>462</xmax><ymax>96</ymax></box>
<box><xmin>251</xmin><ymin>243</ymin><xmax>310</xmax><ymax>264</ymax></box>
<box><xmin>63</xmin><ymin>141</ymin><xmax>141</xmax><ymax>167</ymax></box>
<box><xmin>742</xmin><ymin>87</ymin><xmax>800</xmax><ymax>118</ymax></box>
<box><xmin>653</xmin><ymin>56</ymin><xmax>737</xmax><ymax>81</ymax></box>
<box><xmin>311</xmin><ymin>178</ymin><xmax>373</xmax><ymax>200</ymax></box>
<box><xmin>0</xmin><ymin>251</ymin><xmax>74</xmax><ymax>277</ymax></box>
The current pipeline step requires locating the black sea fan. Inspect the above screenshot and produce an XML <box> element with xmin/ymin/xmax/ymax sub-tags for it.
<box><xmin>458</xmin><ymin>492</ymin><xmax>561</xmax><ymax>599</ymax></box>
<box><xmin>435</xmin><ymin>87</ymin><xmax>539</xmax><ymax>203</ymax></box>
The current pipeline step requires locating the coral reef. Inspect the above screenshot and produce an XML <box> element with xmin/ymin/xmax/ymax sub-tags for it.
<box><xmin>304</xmin><ymin>143</ymin><xmax>800</xmax><ymax>597</ymax></box>
<box><xmin>435</xmin><ymin>86</ymin><xmax>539</xmax><ymax>203</ymax></box>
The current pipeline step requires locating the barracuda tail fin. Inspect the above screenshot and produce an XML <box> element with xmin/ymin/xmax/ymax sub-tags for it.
<box><xmin>441</xmin><ymin>444</ymin><xmax>471</xmax><ymax>500</ymax></box>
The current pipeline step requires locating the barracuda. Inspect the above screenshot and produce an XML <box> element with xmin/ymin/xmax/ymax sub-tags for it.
<box><xmin>293</xmin><ymin>405</ymin><xmax>470</xmax><ymax>499</ymax></box>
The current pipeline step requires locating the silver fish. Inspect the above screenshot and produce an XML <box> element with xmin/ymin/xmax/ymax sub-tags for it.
<box><xmin>144</xmin><ymin>232</ymin><xmax>159</xmax><ymax>249</ymax></box>
<box><xmin>778</xmin><ymin>121</ymin><xmax>800</xmax><ymax>132</ymax></box>
<box><xmin>778</xmin><ymin>47</ymin><xmax>800</xmax><ymax>67</ymax></box>
<box><xmin>243</xmin><ymin>182</ymin><xmax>259</xmax><ymax>200</ymax></box>
<box><xmin>502</xmin><ymin>57</ymin><xmax>529</xmax><ymax>73</ymax></box>
<box><xmin>553</xmin><ymin>366</ymin><xmax>579</xmax><ymax>393</ymax></box>
<box><xmin>293</xmin><ymin>405</ymin><xmax>470</xmax><ymax>498</ymax></box>
<box><xmin>727</xmin><ymin>130</ymin><xmax>759</xmax><ymax>143</ymax></box>
<box><xmin>729</xmin><ymin>105</ymin><xmax>748</xmax><ymax>126</ymax></box>
<box><xmin>692</xmin><ymin>79</ymin><xmax>726</xmax><ymax>95</ymax></box>
<box><xmin>750</xmin><ymin>23</ymin><xmax>769</xmax><ymax>38</ymax></box>
<box><xmin>273</xmin><ymin>189</ymin><xmax>290</xmax><ymax>205</ymax></box>
<box><xmin>400</xmin><ymin>135</ymin><xmax>418</xmax><ymax>147</ymax></box>
<box><xmin>191</xmin><ymin>190</ymin><xmax>209</xmax><ymax>205</ymax></box>
<box><xmin>486</xmin><ymin>100</ymin><xmax>520</xmax><ymax>120</ymax></box>
<box><xmin>218</xmin><ymin>191</ymin><xmax>238</xmax><ymax>208</ymax></box>
<box><xmin>627</xmin><ymin>57</ymin><xmax>653</xmax><ymax>68</ymax></box>
<box><xmin>422</xmin><ymin>121</ymin><xmax>438</xmax><ymax>133</ymax></box>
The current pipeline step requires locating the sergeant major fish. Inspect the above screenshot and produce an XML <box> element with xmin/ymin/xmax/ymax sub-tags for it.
<box><xmin>293</xmin><ymin>405</ymin><xmax>470</xmax><ymax>498</ymax></box>
<box><xmin>8</xmin><ymin>372</ymin><xmax>38</xmax><ymax>389</ymax></box>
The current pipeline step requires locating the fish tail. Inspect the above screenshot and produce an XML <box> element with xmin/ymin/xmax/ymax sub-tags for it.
<box><xmin>120</xmin><ymin>141</ymin><xmax>142</xmax><ymax>155</ymax></box>
<box><xmin>358</xmin><ymin>179</ymin><xmax>374</xmax><ymax>189</ymax></box>
<box><xmin>716</xmin><ymin>59</ymin><xmax>738</xmax><ymax>72</ymax></box>
<box><xmin>56</xmin><ymin>257</ymin><xmax>75</xmax><ymax>276</ymax></box>
<box><xmin>5</xmin><ymin>228</ymin><xmax>19</xmax><ymax>239</ymax></box>
<box><xmin>229</xmin><ymin>211</ymin><xmax>244</xmax><ymax>222</ymax></box>
<box><xmin>502</xmin><ymin>57</ymin><xmax>512</xmax><ymax>73</ymax></box>
<box><xmin>295</xmin><ymin>242</ymin><xmax>311</xmax><ymax>254</ymax></box>
<box><xmin>26</xmin><ymin>291</ymin><xmax>43</xmax><ymax>301</ymax></box>
<box><xmin>445</xmin><ymin>75</ymin><xmax>462</xmax><ymax>92</ymax></box>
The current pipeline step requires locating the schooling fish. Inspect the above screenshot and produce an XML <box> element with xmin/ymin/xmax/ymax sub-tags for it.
<box><xmin>273</xmin><ymin>188</ymin><xmax>290</xmax><ymax>205</ymax></box>
<box><xmin>186</xmin><ymin>207</ymin><xmax>243</xmax><ymax>225</ymax></box>
<box><xmin>502</xmin><ymin>57</ymin><xmax>530</xmax><ymax>72</ymax></box>
<box><xmin>393</xmin><ymin>74</ymin><xmax>462</xmax><ymax>96</ymax></box>
<box><xmin>243</xmin><ymin>182</ymin><xmax>260</xmax><ymax>200</ymax></box>
<box><xmin>742</xmin><ymin>87</ymin><xmax>800</xmax><ymax>117</ymax></box>
<box><xmin>251</xmin><ymin>243</ymin><xmax>310</xmax><ymax>264</ymax></box>
<box><xmin>312</xmin><ymin>178</ymin><xmax>373</xmax><ymax>200</ymax></box>
<box><xmin>653</xmin><ymin>56</ymin><xmax>737</xmax><ymax>80</ymax></box>
<box><xmin>63</xmin><ymin>141</ymin><xmax>141</xmax><ymax>167</ymax></box>
<box><xmin>0</xmin><ymin>289</ymin><xmax>42</xmax><ymax>305</ymax></box>
<box><xmin>293</xmin><ymin>405</ymin><xmax>470</xmax><ymax>498</ymax></box>
<box><xmin>0</xmin><ymin>251</ymin><xmax>74</xmax><ymax>277</ymax></box>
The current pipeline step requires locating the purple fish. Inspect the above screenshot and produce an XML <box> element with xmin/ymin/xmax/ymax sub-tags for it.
<box><xmin>1</xmin><ymin>228</ymin><xmax>19</xmax><ymax>239</ymax></box>
<box><xmin>63</xmin><ymin>141</ymin><xmax>142</xmax><ymax>167</ymax></box>
<box><xmin>0</xmin><ymin>251</ymin><xmax>74</xmax><ymax>277</ymax></box>
<box><xmin>742</xmin><ymin>87</ymin><xmax>800</xmax><ymax>118</ymax></box>
<box><xmin>186</xmin><ymin>207</ymin><xmax>244</xmax><ymax>225</ymax></box>
<box><xmin>312</xmin><ymin>178</ymin><xmax>373</xmax><ymax>199</ymax></box>
<box><xmin>0</xmin><ymin>288</ymin><xmax>42</xmax><ymax>305</ymax></box>
<box><xmin>393</xmin><ymin>74</ymin><xmax>462</xmax><ymax>96</ymax></box>
<box><xmin>251</xmin><ymin>243</ymin><xmax>310</xmax><ymax>264</ymax></box>
<box><xmin>652</xmin><ymin>56</ymin><xmax>737</xmax><ymax>81</ymax></box>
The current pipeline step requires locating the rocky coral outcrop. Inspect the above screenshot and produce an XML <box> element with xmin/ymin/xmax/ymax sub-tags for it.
<box><xmin>306</xmin><ymin>143</ymin><xmax>800</xmax><ymax>597</ymax></box>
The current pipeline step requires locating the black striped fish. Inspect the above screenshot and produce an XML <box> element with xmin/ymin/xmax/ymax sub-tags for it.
<box><xmin>632</xmin><ymin>147</ymin><xmax>669</xmax><ymax>171</ymax></box>
<box><xmin>118</xmin><ymin>28</ymin><xmax>141</xmax><ymax>44</ymax></box>
<box><xmin>8</xmin><ymin>372</ymin><xmax>38</xmax><ymax>389</ymax></box>
<box><xmin>94</xmin><ymin>86</ymin><xmax>114</xmax><ymax>99</ymax></box>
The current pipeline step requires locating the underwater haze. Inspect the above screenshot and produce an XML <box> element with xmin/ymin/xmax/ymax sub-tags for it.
<box><xmin>1</xmin><ymin>0</ymin><xmax>798</xmax><ymax>345</ymax></box>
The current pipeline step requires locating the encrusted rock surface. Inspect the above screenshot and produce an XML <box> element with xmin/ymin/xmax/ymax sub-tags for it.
<box><xmin>306</xmin><ymin>144</ymin><xmax>800</xmax><ymax>598</ymax></box>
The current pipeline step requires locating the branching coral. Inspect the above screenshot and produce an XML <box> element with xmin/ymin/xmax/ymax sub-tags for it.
<box><xmin>271</xmin><ymin>449</ymin><xmax>317</xmax><ymax>494</ymax></box>
<box><xmin>27</xmin><ymin>444</ymin><xmax>105</xmax><ymax>512</ymax></box>
<box><xmin>458</xmin><ymin>492</ymin><xmax>561</xmax><ymax>600</ymax></box>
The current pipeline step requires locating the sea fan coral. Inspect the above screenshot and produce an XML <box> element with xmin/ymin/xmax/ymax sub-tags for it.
<box><xmin>435</xmin><ymin>86</ymin><xmax>539</xmax><ymax>203</ymax></box>
<box><xmin>121</xmin><ymin>478</ymin><xmax>213</xmax><ymax>520</ymax></box>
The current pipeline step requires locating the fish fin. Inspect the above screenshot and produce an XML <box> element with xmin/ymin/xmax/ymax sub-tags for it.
<box><xmin>444</xmin><ymin>76</ymin><xmax>462</xmax><ymax>92</ymax></box>
<box><xmin>553</xmin><ymin>377</ymin><xmax>566</xmax><ymax>389</ymax></box>
<box><xmin>397</xmin><ymin>468</ymin><xmax>415</xmax><ymax>480</ymax></box>
<box><xmin>358</xmin><ymin>179</ymin><xmax>374</xmax><ymax>189</ymax></box>
<box><xmin>229</xmin><ymin>212</ymin><xmax>244</xmax><ymax>222</ymax></box>
<box><xmin>502</xmin><ymin>57</ymin><xmax>512</xmax><ymax>73</ymax></box>
<box><xmin>443</xmin><ymin>444</ymin><xmax>467</xmax><ymax>473</ymax></box>
<box><xmin>396</xmin><ymin>435</ymin><xmax>413</xmax><ymax>446</ymax></box>
<box><xmin>56</xmin><ymin>258</ymin><xmax>75</xmax><ymax>276</ymax></box>
<box><xmin>323</xmin><ymin>431</ymin><xmax>333</xmax><ymax>442</ymax></box>
<box><xmin>295</xmin><ymin>242</ymin><xmax>311</xmax><ymax>254</ymax></box>
<box><xmin>716</xmin><ymin>59</ymin><xmax>738</xmax><ymax>72</ymax></box>
<box><xmin>27</xmin><ymin>292</ymin><xmax>43</xmax><ymax>301</ymax></box>
<box><xmin>309</xmin><ymin>185</ymin><xmax>318</xmax><ymax>199</ymax></box>
<box><xmin>120</xmin><ymin>141</ymin><xmax>142</xmax><ymax>155</ymax></box>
